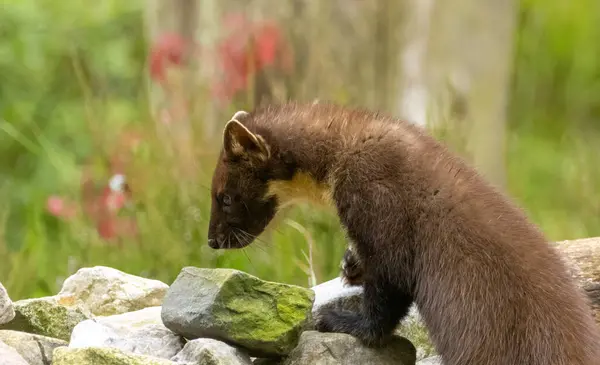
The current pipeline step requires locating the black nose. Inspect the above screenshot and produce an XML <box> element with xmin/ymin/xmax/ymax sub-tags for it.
<box><xmin>208</xmin><ymin>238</ymin><xmax>219</xmax><ymax>249</ymax></box>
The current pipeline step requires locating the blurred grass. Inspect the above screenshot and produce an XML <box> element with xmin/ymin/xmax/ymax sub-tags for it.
<box><xmin>0</xmin><ymin>0</ymin><xmax>599</xmax><ymax>300</ymax></box>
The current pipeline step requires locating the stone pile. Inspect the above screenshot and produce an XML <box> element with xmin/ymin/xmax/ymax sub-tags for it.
<box><xmin>0</xmin><ymin>266</ymin><xmax>439</xmax><ymax>365</ymax></box>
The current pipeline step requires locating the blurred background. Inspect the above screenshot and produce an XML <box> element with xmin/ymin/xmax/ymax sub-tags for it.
<box><xmin>0</xmin><ymin>0</ymin><xmax>599</xmax><ymax>300</ymax></box>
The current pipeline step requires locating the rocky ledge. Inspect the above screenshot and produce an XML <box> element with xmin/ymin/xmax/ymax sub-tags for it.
<box><xmin>0</xmin><ymin>266</ymin><xmax>438</xmax><ymax>365</ymax></box>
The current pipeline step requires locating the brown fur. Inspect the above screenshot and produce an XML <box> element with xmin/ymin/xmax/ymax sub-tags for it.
<box><xmin>207</xmin><ymin>101</ymin><xmax>600</xmax><ymax>365</ymax></box>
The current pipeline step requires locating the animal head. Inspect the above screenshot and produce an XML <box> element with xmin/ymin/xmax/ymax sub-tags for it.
<box><xmin>207</xmin><ymin>111</ymin><xmax>278</xmax><ymax>249</ymax></box>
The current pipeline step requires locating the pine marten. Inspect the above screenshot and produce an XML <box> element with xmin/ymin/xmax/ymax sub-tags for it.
<box><xmin>207</xmin><ymin>101</ymin><xmax>600</xmax><ymax>365</ymax></box>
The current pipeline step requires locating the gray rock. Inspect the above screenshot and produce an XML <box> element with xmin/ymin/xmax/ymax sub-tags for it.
<box><xmin>0</xmin><ymin>340</ymin><xmax>29</xmax><ymax>365</ymax></box>
<box><xmin>70</xmin><ymin>306</ymin><xmax>184</xmax><ymax>359</ymax></box>
<box><xmin>283</xmin><ymin>331</ymin><xmax>416</xmax><ymax>365</ymax></box>
<box><xmin>0</xmin><ymin>297</ymin><xmax>89</xmax><ymax>341</ymax></box>
<box><xmin>0</xmin><ymin>330</ymin><xmax>67</xmax><ymax>365</ymax></box>
<box><xmin>0</xmin><ymin>282</ymin><xmax>15</xmax><ymax>325</ymax></box>
<box><xmin>171</xmin><ymin>338</ymin><xmax>253</xmax><ymax>365</ymax></box>
<box><xmin>52</xmin><ymin>346</ymin><xmax>176</xmax><ymax>365</ymax></box>
<box><xmin>57</xmin><ymin>266</ymin><xmax>169</xmax><ymax>316</ymax></box>
<box><xmin>161</xmin><ymin>267</ymin><xmax>315</xmax><ymax>358</ymax></box>
<box><xmin>310</xmin><ymin>277</ymin><xmax>435</xmax><ymax>361</ymax></box>
<box><xmin>416</xmin><ymin>355</ymin><xmax>443</xmax><ymax>364</ymax></box>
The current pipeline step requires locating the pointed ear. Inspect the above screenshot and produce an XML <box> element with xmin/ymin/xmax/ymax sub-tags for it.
<box><xmin>231</xmin><ymin>110</ymin><xmax>249</xmax><ymax>121</ymax></box>
<box><xmin>223</xmin><ymin>119</ymin><xmax>270</xmax><ymax>161</ymax></box>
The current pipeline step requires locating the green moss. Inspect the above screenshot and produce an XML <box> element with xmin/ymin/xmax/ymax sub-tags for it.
<box><xmin>0</xmin><ymin>298</ymin><xmax>88</xmax><ymax>341</ymax></box>
<box><xmin>395</xmin><ymin>321</ymin><xmax>437</xmax><ymax>359</ymax></box>
<box><xmin>209</xmin><ymin>269</ymin><xmax>314</xmax><ymax>356</ymax></box>
<box><xmin>52</xmin><ymin>347</ymin><xmax>174</xmax><ymax>365</ymax></box>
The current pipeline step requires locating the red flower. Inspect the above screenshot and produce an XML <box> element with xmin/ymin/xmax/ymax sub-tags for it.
<box><xmin>96</xmin><ymin>216</ymin><xmax>137</xmax><ymax>241</ymax></box>
<box><xmin>213</xmin><ymin>14</ymin><xmax>293</xmax><ymax>102</ymax></box>
<box><xmin>88</xmin><ymin>174</ymin><xmax>135</xmax><ymax>240</ymax></box>
<box><xmin>254</xmin><ymin>21</ymin><xmax>286</xmax><ymax>69</ymax></box>
<box><xmin>48</xmin><ymin>164</ymin><xmax>137</xmax><ymax>242</ymax></box>
<box><xmin>148</xmin><ymin>33</ymin><xmax>188</xmax><ymax>84</ymax></box>
<box><xmin>146</xmin><ymin>17</ymin><xmax>293</xmax><ymax>104</ymax></box>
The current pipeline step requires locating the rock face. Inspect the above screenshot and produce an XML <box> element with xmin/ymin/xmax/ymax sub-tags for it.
<box><xmin>70</xmin><ymin>306</ymin><xmax>184</xmax><ymax>359</ymax></box>
<box><xmin>0</xmin><ymin>330</ymin><xmax>68</xmax><ymax>365</ymax></box>
<box><xmin>57</xmin><ymin>266</ymin><xmax>169</xmax><ymax>316</ymax></box>
<box><xmin>283</xmin><ymin>331</ymin><xmax>417</xmax><ymax>365</ymax></box>
<box><xmin>171</xmin><ymin>338</ymin><xmax>254</xmax><ymax>365</ymax></box>
<box><xmin>0</xmin><ymin>283</ymin><xmax>15</xmax><ymax>325</ymax></box>
<box><xmin>53</xmin><ymin>346</ymin><xmax>175</xmax><ymax>365</ymax></box>
<box><xmin>0</xmin><ymin>340</ymin><xmax>29</xmax><ymax>365</ymax></box>
<box><xmin>162</xmin><ymin>267</ymin><xmax>315</xmax><ymax>357</ymax></box>
<box><xmin>0</xmin><ymin>296</ymin><xmax>89</xmax><ymax>341</ymax></box>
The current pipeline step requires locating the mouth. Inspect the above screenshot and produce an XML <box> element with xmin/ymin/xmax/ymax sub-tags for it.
<box><xmin>207</xmin><ymin>234</ymin><xmax>253</xmax><ymax>249</ymax></box>
<box><xmin>208</xmin><ymin>238</ymin><xmax>220</xmax><ymax>249</ymax></box>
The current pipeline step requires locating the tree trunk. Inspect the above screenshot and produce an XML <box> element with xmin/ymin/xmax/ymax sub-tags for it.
<box><xmin>396</xmin><ymin>0</ymin><xmax>435</xmax><ymax>128</ymax></box>
<box><xmin>395</xmin><ymin>0</ymin><xmax>517</xmax><ymax>189</ymax></box>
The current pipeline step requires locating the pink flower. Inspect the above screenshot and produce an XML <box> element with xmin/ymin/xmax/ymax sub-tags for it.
<box><xmin>46</xmin><ymin>195</ymin><xmax>77</xmax><ymax>220</ymax></box>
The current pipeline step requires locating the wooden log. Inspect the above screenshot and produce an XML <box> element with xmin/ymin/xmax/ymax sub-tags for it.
<box><xmin>556</xmin><ymin>236</ymin><xmax>600</xmax><ymax>322</ymax></box>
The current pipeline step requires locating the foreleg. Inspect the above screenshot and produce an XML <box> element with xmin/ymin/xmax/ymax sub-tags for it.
<box><xmin>316</xmin><ymin>270</ymin><xmax>413</xmax><ymax>347</ymax></box>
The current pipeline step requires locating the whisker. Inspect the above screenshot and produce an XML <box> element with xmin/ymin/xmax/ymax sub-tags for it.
<box><xmin>245</xmin><ymin>241</ymin><xmax>269</xmax><ymax>255</ymax></box>
<box><xmin>231</xmin><ymin>232</ymin><xmax>262</xmax><ymax>269</ymax></box>
<box><xmin>235</xmin><ymin>235</ymin><xmax>258</xmax><ymax>271</ymax></box>
<box><xmin>235</xmin><ymin>228</ymin><xmax>270</xmax><ymax>249</ymax></box>
<box><xmin>234</xmin><ymin>228</ymin><xmax>269</xmax><ymax>254</ymax></box>
<box><xmin>241</xmin><ymin>248</ymin><xmax>256</xmax><ymax>271</ymax></box>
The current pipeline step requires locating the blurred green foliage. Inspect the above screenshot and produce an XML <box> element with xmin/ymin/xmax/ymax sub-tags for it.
<box><xmin>0</xmin><ymin>0</ymin><xmax>599</xmax><ymax>300</ymax></box>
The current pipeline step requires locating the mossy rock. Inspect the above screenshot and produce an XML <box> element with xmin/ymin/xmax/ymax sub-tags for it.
<box><xmin>0</xmin><ymin>297</ymin><xmax>88</xmax><ymax>341</ymax></box>
<box><xmin>161</xmin><ymin>267</ymin><xmax>315</xmax><ymax>357</ymax></box>
<box><xmin>52</xmin><ymin>347</ymin><xmax>175</xmax><ymax>365</ymax></box>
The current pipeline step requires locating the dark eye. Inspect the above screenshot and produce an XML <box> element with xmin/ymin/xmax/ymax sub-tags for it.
<box><xmin>222</xmin><ymin>194</ymin><xmax>232</xmax><ymax>206</ymax></box>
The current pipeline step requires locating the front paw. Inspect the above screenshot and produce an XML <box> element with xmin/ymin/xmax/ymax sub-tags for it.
<box><xmin>314</xmin><ymin>308</ymin><xmax>353</xmax><ymax>333</ymax></box>
<box><xmin>315</xmin><ymin>309</ymin><xmax>389</xmax><ymax>348</ymax></box>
